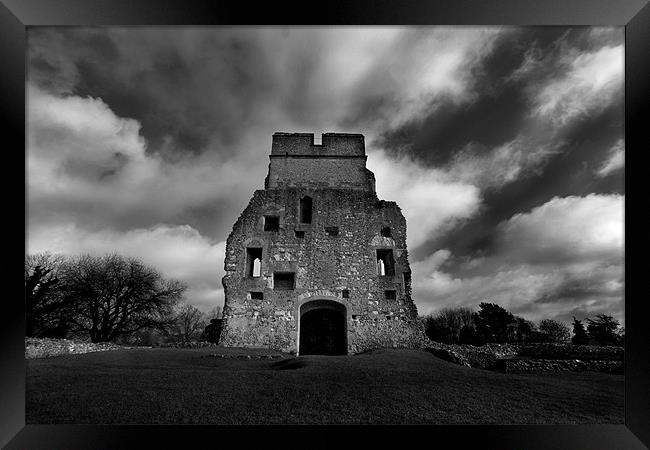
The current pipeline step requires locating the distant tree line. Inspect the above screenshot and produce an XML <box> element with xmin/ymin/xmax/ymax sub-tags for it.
<box><xmin>25</xmin><ymin>252</ymin><xmax>223</xmax><ymax>345</ymax></box>
<box><xmin>422</xmin><ymin>302</ymin><xmax>624</xmax><ymax>347</ymax></box>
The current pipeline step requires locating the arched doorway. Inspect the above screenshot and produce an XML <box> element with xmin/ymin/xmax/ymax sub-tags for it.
<box><xmin>299</xmin><ymin>299</ymin><xmax>347</xmax><ymax>355</ymax></box>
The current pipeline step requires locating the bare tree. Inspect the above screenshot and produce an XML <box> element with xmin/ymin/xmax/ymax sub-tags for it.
<box><xmin>424</xmin><ymin>307</ymin><xmax>475</xmax><ymax>344</ymax></box>
<box><xmin>25</xmin><ymin>253</ymin><xmax>72</xmax><ymax>338</ymax></box>
<box><xmin>207</xmin><ymin>305</ymin><xmax>223</xmax><ymax>320</ymax></box>
<box><xmin>63</xmin><ymin>253</ymin><xmax>186</xmax><ymax>342</ymax></box>
<box><xmin>175</xmin><ymin>304</ymin><xmax>207</xmax><ymax>343</ymax></box>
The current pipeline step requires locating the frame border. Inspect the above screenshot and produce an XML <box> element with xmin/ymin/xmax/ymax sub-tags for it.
<box><xmin>2</xmin><ymin>0</ymin><xmax>648</xmax><ymax>448</ymax></box>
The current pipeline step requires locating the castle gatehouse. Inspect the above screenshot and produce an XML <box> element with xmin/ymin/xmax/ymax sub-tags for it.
<box><xmin>219</xmin><ymin>132</ymin><xmax>427</xmax><ymax>354</ymax></box>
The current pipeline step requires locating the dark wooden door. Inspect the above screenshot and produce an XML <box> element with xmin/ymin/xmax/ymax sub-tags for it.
<box><xmin>300</xmin><ymin>308</ymin><xmax>346</xmax><ymax>355</ymax></box>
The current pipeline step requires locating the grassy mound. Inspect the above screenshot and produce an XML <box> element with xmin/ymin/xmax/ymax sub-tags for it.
<box><xmin>26</xmin><ymin>347</ymin><xmax>623</xmax><ymax>424</ymax></box>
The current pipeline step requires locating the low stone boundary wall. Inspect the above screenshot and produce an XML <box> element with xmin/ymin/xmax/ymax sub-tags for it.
<box><xmin>200</xmin><ymin>353</ymin><xmax>285</xmax><ymax>359</ymax></box>
<box><xmin>425</xmin><ymin>341</ymin><xmax>624</xmax><ymax>374</ymax></box>
<box><xmin>153</xmin><ymin>341</ymin><xmax>221</xmax><ymax>349</ymax></box>
<box><xmin>26</xmin><ymin>338</ymin><xmax>122</xmax><ymax>359</ymax></box>
<box><xmin>499</xmin><ymin>357</ymin><xmax>623</xmax><ymax>374</ymax></box>
<box><xmin>425</xmin><ymin>342</ymin><xmax>519</xmax><ymax>369</ymax></box>
<box><xmin>518</xmin><ymin>343</ymin><xmax>623</xmax><ymax>360</ymax></box>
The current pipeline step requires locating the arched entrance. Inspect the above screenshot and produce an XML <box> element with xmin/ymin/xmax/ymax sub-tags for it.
<box><xmin>298</xmin><ymin>299</ymin><xmax>347</xmax><ymax>355</ymax></box>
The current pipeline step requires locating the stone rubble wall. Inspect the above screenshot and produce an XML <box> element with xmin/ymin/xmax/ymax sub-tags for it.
<box><xmin>425</xmin><ymin>342</ymin><xmax>519</xmax><ymax>369</ymax></box>
<box><xmin>348</xmin><ymin>319</ymin><xmax>431</xmax><ymax>354</ymax></box>
<box><xmin>267</xmin><ymin>157</ymin><xmax>373</xmax><ymax>191</ymax></box>
<box><xmin>271</xmin><ymin>132</ymin><xmax>365</xmax><ymax>156</ymax></box>
<box><xmin>25</xmin><ymin>337</ymin><xmax>122</xmax><ymax>359</ymax></box>
<box><xmin>221</xmin><ymin>186</ymin><xmax>424</xmax><ymax>354</ymax></box>
<box><xmin>518</xmin><ymin>343</ymin><xmax>624</xmax><ymax>360</ymax></box>
<box><xmin>500</xmin><ymin>358</ymin><xmax>623</xmax><ymax>374</ymax></box>
<box><xmin>153</xmin><ymin>341</ymin><xmax>222</xmax><ymax>348</ymax></box>
<box><xmin>425</xmin><ymin>340</ymin><xmax>624</xmax><ymax>374</ymax></box>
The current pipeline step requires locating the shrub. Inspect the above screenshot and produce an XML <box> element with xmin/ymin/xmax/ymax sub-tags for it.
<box><xmin>586</xmin><ymin>314</ymin><xmax>623</xmax><ymax>346</ymax></box>
<box><xmin>473</xmin><ymin>302</ymin><xmax>517</xmax><ymax>343</ymax></box>
<box><xmin>571</xmin><ymin>317</ymin><xmax>590</xmax><ymax>345</ymax></box>
<box><xmin>539</xmin><ymin>319</ymin><xmax>571</xmax><ymax>343</ymax></box>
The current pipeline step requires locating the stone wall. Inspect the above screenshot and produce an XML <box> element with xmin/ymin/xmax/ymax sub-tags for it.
<box><xmin>425</xmin><ymin>341</ymin><xmax>624</xmax><ymax>374</ymax></box>
<box><xmin>426</xmin><ymin>342</ymin><xmax>519</xmax><ymax>369</ymax></box>
<box><xmin>25</xmin><ymin>337</ymin><xmax>122</xmax><ymax>359</ymax></box>
<box><xmin>267</xmin><ymin>156</ymin><xmax>373</xmax><ymax>191</ymax></box>
<box><xmin>221</xmin><ymin>186</ymin><xmax>423</xmax><ymax>354</ymax></box>
<box><xmin>518</xmin><ymin>343</ymin><xmax>623</xmax><ymax>360</ymax></box>
<box><xmin>271</xmin><ymin>132</ymin><xmax>365</xmax><ymax>156</ymax></box>
<box><xmin>500</xmin><ymin>358</ymin><xmax>623</xmax><ymax>374</ymax></box>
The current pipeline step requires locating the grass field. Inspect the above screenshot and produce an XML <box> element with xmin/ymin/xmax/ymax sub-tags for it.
<box><xmin>26</xmin><ymin>347</ymin><xmax>624</xmax><ymax>424</ymax></box>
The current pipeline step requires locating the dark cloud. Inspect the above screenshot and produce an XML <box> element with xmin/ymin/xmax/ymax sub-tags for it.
<box><xmin>27</xmin><ymin>27</ymin><xmax>624</xmax><ymax>319</ymax></box>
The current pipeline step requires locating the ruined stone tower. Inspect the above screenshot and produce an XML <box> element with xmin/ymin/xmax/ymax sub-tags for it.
<box><xmin>220</xmin><ymin>132</ymin><xmax>427</xmax><ymax>355</ymax></box>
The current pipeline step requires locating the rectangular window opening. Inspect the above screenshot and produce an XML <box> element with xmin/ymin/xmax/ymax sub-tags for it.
<box><xmin>246</xmin><ymin>247</ymin><xmax>263</xmax><ymax>277</ymax></box>
<box><xmin>250</xmin><ymin>291</ymin><xmax>264</xmax><ymax>300</ymax></box>
<box><xmin>342</xmin><ymin>289</ymin><xmax>350</xmax><ymax>299</ymax></box>
<box><xmin>325</xmin><ymin>226</ymin><xmax>339</xmax><ymax>236</ymax></box>
<box><xmin>385</xmin><ymin>290</ymin><xmax>397</xmax><ymax>300</ymax></box>
<box><xmin>295</xmin><ymin>230</ymin><xmax>305</xmax><ymax>238</ymax></box>
<box><xmin>264</xmin><ymin>216</ymin><xmax>280</xmax><ymax>232</ymax></box>
<box><xmin>300</xmin><ymin>196</ymin><xmax>313</xmax><ymax>224</ymax></box>
<box><xmin>273</xmin><ymin>272</ymin><xmax>295</xmax><ymax>290</ymax></box>
<box><xmin>376</xmin><ymin>249</ymin><xmax>395</xmax><ymax>276</ymax></box>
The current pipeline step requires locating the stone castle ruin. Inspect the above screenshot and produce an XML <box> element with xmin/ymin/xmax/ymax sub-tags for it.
<box><xmin>219</xmin><ymin>132</ymin><xmax>427</xmax><ymax>355</ymax></box>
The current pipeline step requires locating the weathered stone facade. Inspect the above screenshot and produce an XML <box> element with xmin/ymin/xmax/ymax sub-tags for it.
<box><xmin>220</xmin><ymin>132</ymin><xmax>427</xmax><ymax>354</ymax></box>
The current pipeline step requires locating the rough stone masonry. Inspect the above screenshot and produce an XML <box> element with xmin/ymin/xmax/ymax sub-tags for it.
<box><xmin>220</xmin><ymin>132</ymin><xmax>428</xmax><ymax>355</ymax></box>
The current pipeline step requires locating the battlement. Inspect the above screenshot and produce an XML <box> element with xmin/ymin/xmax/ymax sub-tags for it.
<box><xmin>266</xmin><ymin>132</ymin><xmax>374</xmax><ymax>191</ymax></box>
<box><xmin>271</xmin><ymin>132</ymin><xmax>365</xmax><ymax>157</ymax></box>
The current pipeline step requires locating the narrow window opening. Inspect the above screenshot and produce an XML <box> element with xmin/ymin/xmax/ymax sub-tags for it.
<box><xmin>295</xmin><ymin>230</ymin><xmax>305</xmax><ymax>238</ymax></box>
<box><xmin>403</xmin><ymin>271</ymin><xmax>412</xmax><ymax>292</ymax></box>
<box><xmin>342</xmin><ymin>289</ymin><xmax>350</xmax><ymax>299</ymax></box>
<box><xmin>376</xmin><ymin>249</ymin><xmax>395</xmax><ymax>276</ymax></box>
<box><xmin>246</xmin><ymin>248</ymin><xmax>263</xmax><ymax>277</ymax></box>
<box><xmin>250</xmin><ymin>291</ymin><xmax>264</xmax><ymax>300</ymax></box>
<box><xmin>325</xmin><ymin>226</ymin><xmax>339</xmax><ymax>236</ymax></box>
<box><xmin>264</xmin><ymin>216</ymin><xmax>279</xmax><ymax>232</ymax></box>
<box><xmin>381</xmin><ymin>226</ymin><xmax>392</xmax><ymax>237</ymax></box>
<box><xmin>273</xmin><ymin>272</ymin><xmax>295</xmax><ymax>290</ymax></box>
<box><xmin>385</xmin><ymin>290</ymin><xmax>397</xmax><ymax>300</ymax></box>
<box><xmin>300</xmin><ymin>196</ymin><xmax>313</xmax><ymax>224</ymax></box>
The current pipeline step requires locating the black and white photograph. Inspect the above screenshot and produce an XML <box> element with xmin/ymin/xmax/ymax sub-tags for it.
<box><xmin>24</xmin><ymin>26</ymin><xmax>626</xmax><ymax>426</ymax></box>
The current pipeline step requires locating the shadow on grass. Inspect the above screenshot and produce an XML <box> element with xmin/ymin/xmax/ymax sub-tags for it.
<box><xmin>26</xmin><ymin>347</ymin><xmax>624</xmax><ymax>425</ymax></box>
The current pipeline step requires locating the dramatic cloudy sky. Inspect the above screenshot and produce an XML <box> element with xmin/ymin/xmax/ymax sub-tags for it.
<box><xmin>26</xmin><ymin>27</ymin><xmax>624</xmax><ymax>325</ymax></box>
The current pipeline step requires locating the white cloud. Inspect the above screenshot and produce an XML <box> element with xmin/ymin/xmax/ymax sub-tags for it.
<box><xmin>27</xmin><ymin>85</ymin><xmax>262</xmax><ymax>231</ymax></box>
<box><xmin>596</xmin><ymin>139</ymin><xmax>624</xmax><ymax>177</ymax></box>
<box><xmin>412</xmin><ymin>194</ymin><xmax>624</xmax><ymax>323</ymax></box>
<box><xmin>27</xmin><ymin>222</ymin><xmax>225</xmax><ymax>312</ymax></box>
<box><xmin>495</xmin><ymin>194</ymin><xmax>623</xmax><ymax>264</ymax></box>
<box><xmin>26</xmin><ymin>27</ymin><xmax>624</xmax><ymax>326</ymax></box>
<box><xmin>445</xmin><ymin>136</ymin><xmax>559</xmax><ymax>190</ymax></box>
<box><xmin>413</xmin><ymin>263</ymin><xmax>564</xmax><ymax>317</ymax></box>
<box><xmin>341</xmin><ymin>27</ymin><xmax>506</xmax><ymax>131</ymax></box>
<box><xmin>531</xmin><ymin>45</ymin><xmax>623</xmax><ymax>125</ymax></box>
<box><xmin>368</xmin><ymin>149</ymin><xmax>481</xmax><ymax>249</ymax></box>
